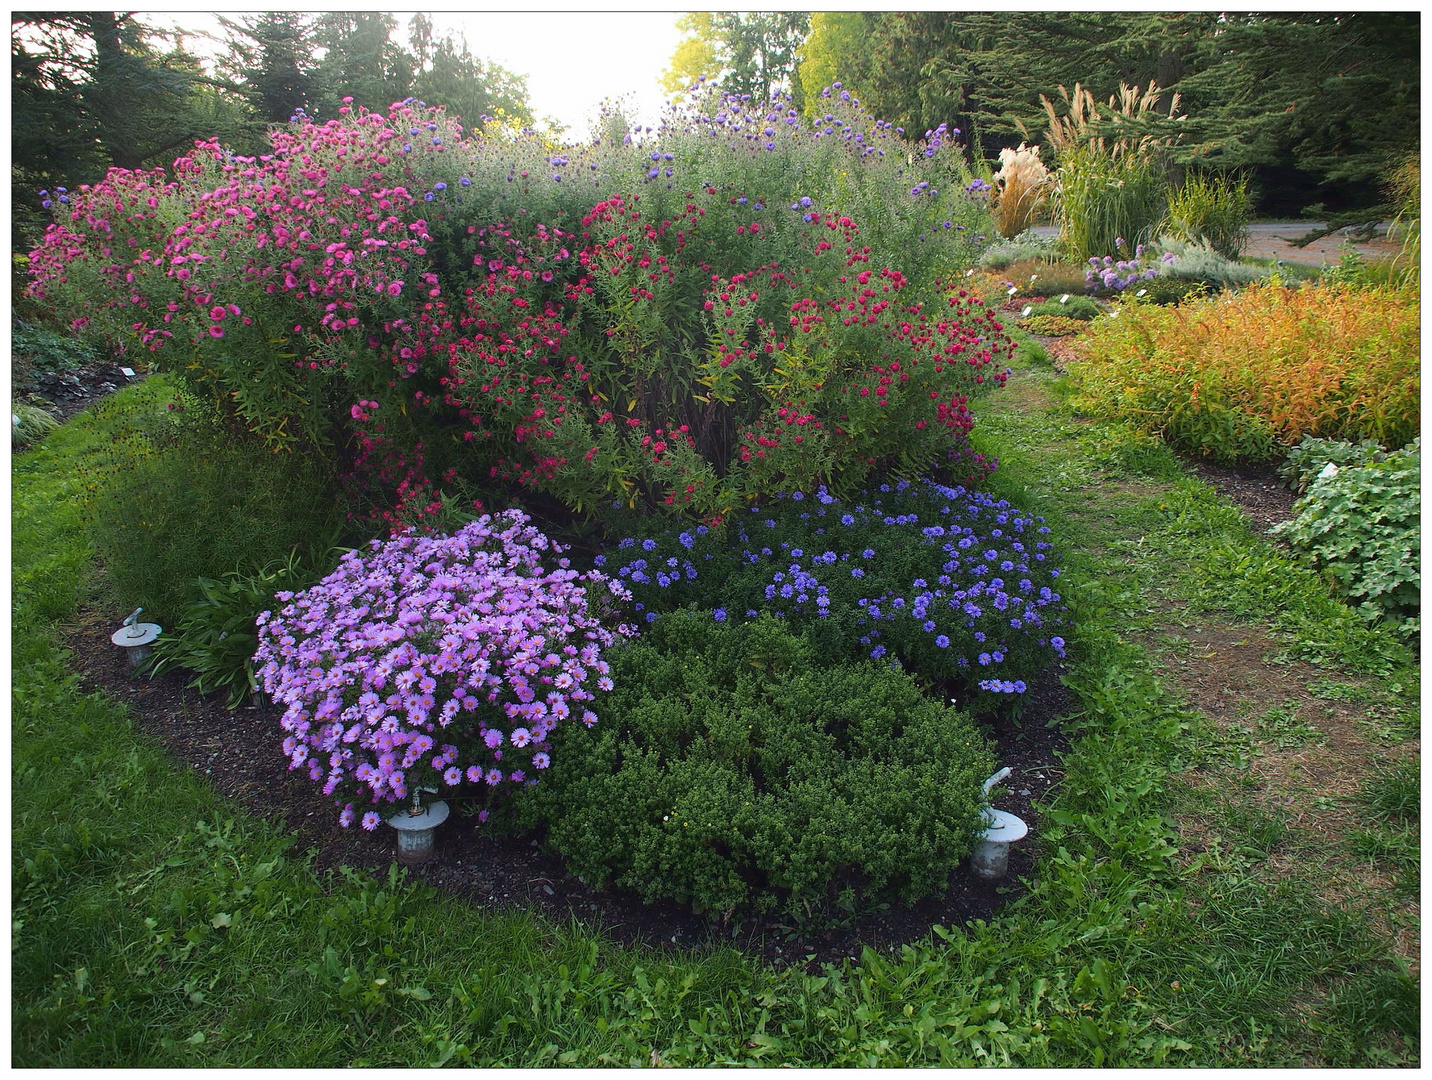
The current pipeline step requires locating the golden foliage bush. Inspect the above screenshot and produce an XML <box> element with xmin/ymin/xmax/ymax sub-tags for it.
<box><xmin>1068</xmin><ymin>283</ymin><xmax>1420</xmax><ymax>462</ymax></box>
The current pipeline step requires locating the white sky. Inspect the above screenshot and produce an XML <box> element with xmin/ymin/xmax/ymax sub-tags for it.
<box><xmin>140</xmin><ymin>9</ymin><xmax>689</xmax><ymax>139</ymax></box>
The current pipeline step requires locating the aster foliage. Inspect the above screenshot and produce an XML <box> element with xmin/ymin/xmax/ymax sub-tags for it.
<box><xmin>253</xmin><ymin>510</ymin><xmax>631</xmax><ymax>826</ymax></box>
<box><xmin>597</xmin><ymin>479</ymin><xmax>1068</xmax><ymax>699</ymax></box>
<box><xmin>25</xmin><ymin>84</ymin><xmax>1001</xmax><ymax>528</ymax></box>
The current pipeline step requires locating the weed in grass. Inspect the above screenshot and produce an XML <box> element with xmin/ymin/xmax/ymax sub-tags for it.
<box><xmin>1357</xmin><ymin>704</ymin><xmax>1420</xmax><ymax>744</ymax></box>
<box><xmin>1255</xmin><ymin>704</ymin><xmax>1323</xmax><ymax>750</ymax></box>
<box><xmin>1356</xmin><ymin>759</ymin><xmax>1419</xmax><ymax>822</ymax></box>
<box><xmin>1321</xmin><ymin>957</ymin><xmax>1420</xmax><ymax>1065</ymax></box>
<box><xmin>1306</xmin><ymin>679</ymin><xmax>1373</xmax><ymax>704</ymax></box>
<box><xmin>1011</xmin><ymin>334</ymin><xmax>1052</xmax><ymax>369</ymax></box>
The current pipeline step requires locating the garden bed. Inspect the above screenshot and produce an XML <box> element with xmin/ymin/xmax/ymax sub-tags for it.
<box><xmin>64</xmin><ymin>598</ymin><xmax>1073</xmax><ymax>970</ymax></box>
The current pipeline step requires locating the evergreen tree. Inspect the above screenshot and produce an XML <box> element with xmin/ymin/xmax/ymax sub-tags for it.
<box><xmin>12</xmin><ymin>12</ymin><xmax>244</xmax><ymax>249</ymax></box>
<box><xmin>407</xmin><ymin>16</ymin><xmax>533</xmax><ymax>131</ymax></box>
<box><xmin>310</xmin><ymin>12</ymin><xmax>415</xmax><ymax>118</ymax></box>
<box><xmin>219</xmin><ymin>12</ymin><xmax>315</xmax><ymax>124</ymax></box>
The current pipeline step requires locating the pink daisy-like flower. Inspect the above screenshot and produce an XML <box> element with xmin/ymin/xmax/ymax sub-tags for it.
<box><xmin>485</xmin><ymin>768</ymin><xmax>503</xmax><ymax>785</ymax></box>
<box><xmin>209</xmin><ymin>305</ymin><xmax>226</xmax><ymax>320</ymax></box>
<box><xmin>361</xmin><ymin>811</ymin><xmax>381</xmax><ymax>830</ymax></box>
<box><xmin>339</xmin><ymin>804</ymin><xmax>356</xmax><ymax>827</ymax></box>
<box><xmin>443</xmin><ymin>766</ymin><xmax>461</xmax><ymax>785</ymax></box>
<box><xmin>510</xmin><ymin>727</ymin><xmax>531</xmax><ymax>747</ymax></box>
<box><xmin>532</xmin><ymin>752</ymin><xmax>551</xmax><ymax>770</ymax></box>
<box><xmin>208</xmin><ymin>325</ymin><xmax>224</xmax><ymax>338</ymax></box>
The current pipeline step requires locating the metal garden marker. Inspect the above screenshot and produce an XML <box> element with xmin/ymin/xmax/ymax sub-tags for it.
<box><xmin>387</xmin><ymin>788</ymin><xmax>448</xmax><ymax>864</ymax></box>
<box><xmin>111</xmin><ymin>608</ymin><xmax>161</xmax><ymax>667</ymax></box>
<box><xmin>972</xmin><ymin>767</ymin><xmax>1030</xmax><ymax>880</ymax></box>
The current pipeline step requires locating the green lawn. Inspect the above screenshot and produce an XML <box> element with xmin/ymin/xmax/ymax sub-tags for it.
<box><xmin>12</xmin><ymin>366</ymin><xmax>1418</xmax><ymax>1066</ymax></box>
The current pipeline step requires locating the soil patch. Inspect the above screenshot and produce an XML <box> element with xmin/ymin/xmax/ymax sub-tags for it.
<box><xmin>14</xmin><ymin>359</ymin><xmax>149</xmax><ymax>427</ymax></box>
<box><xmin>1183</xmin><ymin>458</ymin><xmax>1298</xmax><ymax>535</ymax></box>
<box><xmin>64</xmin><ymin>600</ymin><xmax>1074</xmax><ymax>970</ymax></box>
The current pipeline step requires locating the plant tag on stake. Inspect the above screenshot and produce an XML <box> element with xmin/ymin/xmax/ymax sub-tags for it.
<box><xmin>1021</xmin><ymin>306</ymin><xmax>1032</xmax><ymax>317</ymax></box>
<box><xmin>1136</xmin><ymin>288</ymin><xmax>1147</xmax><ymax>297</ymax></box>
<box><xmin>1059</xmin><ymin>294</ymin><xmax>1069</xmax><ymax>304</ymax></box>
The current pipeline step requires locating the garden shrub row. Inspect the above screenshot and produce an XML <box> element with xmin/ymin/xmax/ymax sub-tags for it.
<box><xmin>1067</xmin><ymin>282</ymin><xmax>1419</xmax><ymax>462</ymax></box>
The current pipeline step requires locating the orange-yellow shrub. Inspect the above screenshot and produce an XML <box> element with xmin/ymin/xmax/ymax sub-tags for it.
<box><xmin>1068</xmin><ymin>283</ymin><xmax>1420</xmax><ymax>462</ymax></box>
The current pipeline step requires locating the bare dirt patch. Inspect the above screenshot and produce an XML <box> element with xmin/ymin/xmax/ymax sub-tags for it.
<box><xmin>1150</xmin><ymin>622</ymin><xmax>1419</xmax><ymax>970</ymax></box>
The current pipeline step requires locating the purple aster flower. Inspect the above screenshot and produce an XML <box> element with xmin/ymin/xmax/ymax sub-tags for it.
<box><xmin>361</xmin><ymin>811</ymin><xmax>381</xmax><ymax>831</ymax></box>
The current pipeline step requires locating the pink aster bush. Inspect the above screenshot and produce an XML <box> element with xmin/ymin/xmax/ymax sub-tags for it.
<box><xmin>27</xmin><ymin>91</ymin><xmax>1003</xmax><ymax>528</ymax></box>
<box><xmin>253</xmin><ymin>509</ymin><xmax>633</xmax><ymax>826</ymax></box>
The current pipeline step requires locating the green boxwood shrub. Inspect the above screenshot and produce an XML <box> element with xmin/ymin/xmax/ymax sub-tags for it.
<box><xmin>517</xmin><ymin>611</ymin><xmax>994</xmax><ymax>917</ymax></box>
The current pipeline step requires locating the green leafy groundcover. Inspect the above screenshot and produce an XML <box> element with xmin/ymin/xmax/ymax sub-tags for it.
<box><xmin>510</xmin><ymin>611</ymin><xmax>993</xmax><ymax>916</ymax></box>
<box><xmin>1272</xmin><ymin>437</ymin><xmax>1420</xmax><ymax>630</ymax></box>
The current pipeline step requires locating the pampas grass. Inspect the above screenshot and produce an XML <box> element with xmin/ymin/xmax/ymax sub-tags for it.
<box><xmin>990</xmin><ymin>143</ymin><xmax>1052</xmax><ymax>239</ymax></box>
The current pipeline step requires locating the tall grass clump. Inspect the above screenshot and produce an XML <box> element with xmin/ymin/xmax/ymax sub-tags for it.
<box><xmin>1164</xmin><ymin>172</ymin><xmax>1251</xmax><ymax>260</ymax></box>
<box><xmin>989</xmin><ymin>143</ymin><xmax>1052</xmax><ymax>239</ymax></box>
<box><xmin>1068</xmin><ymin>283</ymin><xmax>1420</xmax><ymax>462</ymax></box>
<box><xmin>1386</xmin><ymin>155</ymin><xmax>1419</xmax><ymax>287</ymax></box>
<box><xmin>1057</xmin><ymin>147</ymin><xmax>1168</xmax><ymax>262</ymax></box>
<box><xmin>1035</xmin><ymin>82</ymin><xmax>1183</xmax><ymax>262</ymax></box>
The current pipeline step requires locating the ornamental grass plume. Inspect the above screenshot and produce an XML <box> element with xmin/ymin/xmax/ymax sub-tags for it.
<box><xmin>254</xmin><ymin>510</ymin><xmax>632</xmax><ymax>826</ymax></box>
<box><xmin>990</xmin><ymin>143</ymin><xmax>1052</xmax><ymax>239</ymax></box>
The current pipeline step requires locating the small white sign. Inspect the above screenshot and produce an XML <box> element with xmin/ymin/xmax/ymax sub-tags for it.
<box><xmin>1059</xmin><ymin>294</ymin><xmax>1069</xmax><ymax>304</ymax></box>
<box><xmin>120</xmin><ymin>367</ymin><xmax>136</xmax><ymax>378</ymax></box>
<box><xmin>1021</xmin><ymin>306</ymin><xmax>1032</xmax><ymax>317</ymax></box>
<box><xmin>1135</xmin><ymin>289</ymin><xmax>1147</xmax><ymax>297</ymax></box>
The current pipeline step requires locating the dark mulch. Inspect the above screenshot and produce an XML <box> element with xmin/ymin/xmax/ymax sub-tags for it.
<box><xmin>15</xmin><ymin>359</ymin><xmax>148</xmax><ymax>427</ymax></box>
<box><xmin>1183</xmin><ymin>458</ymin><xmax>1299</xmax><ymax>535</ymax></box>
<box><xmin>63</xmin><ymin>600</ymin><xmax>1075</xmax><ymax>970</ymax></box>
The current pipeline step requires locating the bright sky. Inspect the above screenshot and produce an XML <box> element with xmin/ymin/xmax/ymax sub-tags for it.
<box><xmin>141</xmin><ymin>9</ymin><xmax>687</xmax><ymax>139</ymax></box>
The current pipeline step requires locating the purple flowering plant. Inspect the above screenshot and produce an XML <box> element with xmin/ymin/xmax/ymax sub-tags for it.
<box><xmin>596</xmin><ymin>478</ymin><xmax>1068</xmax><ymax>698</ymax></box>
<box><xmin>1085</xmin><ymin>239</ymin><xmax>1172</xmax><ymax>293</ymax></box>
<box><xmin>253</xmin><ymin>509</ymin><xmax>633</xmax><ymax>826</ymax></box>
